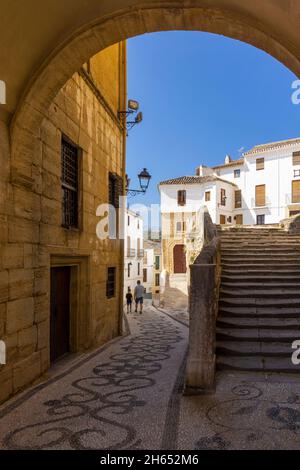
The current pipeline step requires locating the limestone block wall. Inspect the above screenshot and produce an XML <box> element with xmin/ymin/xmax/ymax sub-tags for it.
<box><xmin>0</xmin><ymin>42</ymin><xmax>127</xmax><ymax>404</ymax></box>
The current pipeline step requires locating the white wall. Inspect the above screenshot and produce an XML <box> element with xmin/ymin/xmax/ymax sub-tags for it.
<box><xmin>124</xmin><ymin>210</ymin><xmax>144</xmax><ymax>300</ymax></box>
<box><xmin>218</xmin><ymin>142</ymin><xmax>300</xmax><ymax>225</ymax></box>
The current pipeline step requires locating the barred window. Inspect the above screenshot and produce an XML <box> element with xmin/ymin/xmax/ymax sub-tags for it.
<box><xmin>61</xmin><ymin>137</ymin><xmax>79</xmax><ymax>228</ymax></box>
<box><xmin>106</xmin><ymin>267</ymin><xmax>116</xmax><ymax>299</ymax></box>
<box><xmin>109</xmin><ymin>173</ymin><xmax>123</xmax><ymax>209</ymax></box>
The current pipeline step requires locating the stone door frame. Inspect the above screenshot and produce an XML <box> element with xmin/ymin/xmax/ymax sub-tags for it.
<box><xmin>50</xmin><ymin>255</ymin><xmax>91</xmax><ymax>358</ymax></box>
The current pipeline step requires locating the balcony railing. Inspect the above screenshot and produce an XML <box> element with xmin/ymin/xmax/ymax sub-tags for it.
<box><xmin>127</xmin><ymin>249</ymin><xmax>136</xmax><ymax>258</ymax></box>
<box><xmin>137</xmin><ymin>249</ymin><xmax>144</xmax><ymax>258</ymax></box>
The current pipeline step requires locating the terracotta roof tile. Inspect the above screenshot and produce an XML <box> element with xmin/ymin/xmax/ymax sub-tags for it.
<box><xmin>159</xmin><ymin>175</ymin><xmax>237</xmax><ymax>187</ymax></box>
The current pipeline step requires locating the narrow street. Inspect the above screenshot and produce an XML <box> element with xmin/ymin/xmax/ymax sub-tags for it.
<box><xmin>0</xmin><ymin>306</ymin><xmax>300</xmax><ymax>450</ymax></box>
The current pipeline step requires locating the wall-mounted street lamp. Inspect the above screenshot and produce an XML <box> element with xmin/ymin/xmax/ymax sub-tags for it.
<box><xmin>126</xmin><ymin>168</ymin><xmax>152</xmax><ymax>197</ymax></box>
<box><xmin>118</xmin><ymin>99</ymin><xmax>143</xmax><ymax>131</ymax></box>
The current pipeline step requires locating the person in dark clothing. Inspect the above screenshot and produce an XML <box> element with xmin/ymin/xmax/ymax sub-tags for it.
<box><xmin>126</xmin><ymin>287</ymin><xmax>133</xmax><ymax>313</ymax></box>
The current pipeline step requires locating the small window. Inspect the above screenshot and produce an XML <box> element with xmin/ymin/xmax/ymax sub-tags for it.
<box><xmin>255</xmin><ymin>185</ymin><xmax>266</xmax><ymax>207</ymax></box>
<box><xmin>155</xmin><ymin>256</ymin><xmax>160</xmax><ymax>270</ymax></box>
<box><xmin>234</xmin><ymin>169</ymin><xmax>241</xmax><ymax>178</ymax></box>
<box><xmin>155</xmin><ymin>273</ymin><xmax>160</xmax><ymax>287</ymax></box>
<box><xmin>221</xmin><ymin>189</ymin><xmax>226</xmax><ymax>206</ymax></box>
<box><xmin>256</xmin><ymin>158</ymin><xmax>265</xmax><ymax>171</ymax></box>
<box><xmin>294</xmin><ymin>170</ymin><xmax>300</xmax><ymax>178</ymax></box>
<box><xmin>235</xmin><ymin>190</ymin><xmax>242</xmax><ymax>209</ymax></box>
<box><xmin>106</xmin><ymin>267</ymin><xmax>116</xmax><ymax>299</ymax></box>
<box><xmin>176</xmin><ymin>222</ymin><xmax>182</xmax><ymax>232</ymax></box>
<box><xmin>143</xmin><ymin>269</ymin><xmax>147</xmax><ymax>283</ymax></box>
<box><xmin>257</xmin><ymin>215</ymin><xmax>265</xmax><ymax>225</ymax></box>
<box><xmin>128</xmin><ymin>263</ymin><xmax>131</xmax><ymax>278</ymax></box>
<box><xmin>138</xmin><ymin>263</ymin><xmax>140</xmax><ymax>276</ymax></box>
<box><xmin>128</xmin><ymin>216</ymin><xmax>130</xmax><ymax>226</ymax></box>
<box><xmin>61</xmin><ymin>137</ymin><xmax>79</xmax><ymax>229</ymax></box>
<box><xmin>177</xmin><ymin>190</ymin><xmax>186</xmax><ymax>206</ymax></box>
<box><xmin>293</xmin><ymin>152</ymin><xmax>300</xmax><ymax>166</ymax></box>
<box><xmin>205</xmin><ymin>191</ymin><xmax>211</xmax><ymax>202</ymax></box>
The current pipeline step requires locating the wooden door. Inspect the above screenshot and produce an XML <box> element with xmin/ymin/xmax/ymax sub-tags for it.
<box><xmin>50</xmin><ymin>267</ymin><xmax>71</xmax><ymax>363</ymax></box>
<box><xmin>173</xmin><ymin>245</ymin><xmax>187</xmax><ymax>274</ymax></box>
<box><xmin>220</xmin><ymin>215</ymin><xmax>226</xmax><ymax>225</ymax></box>
<box><xmin>236</xmin><ymin>214</ymin><xmax>243</xmax><ymax>225</ymax></box>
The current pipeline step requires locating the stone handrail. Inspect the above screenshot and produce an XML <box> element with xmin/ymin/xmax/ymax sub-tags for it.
<box><xmin>185</xmin><ymin>212</ymin><xmax>221</xmax><ymax>395</ymax></box>
<box><xmin>280</xmin><ymin>214</ymin><xmax>300</xmax><ymax>233</ymax></box>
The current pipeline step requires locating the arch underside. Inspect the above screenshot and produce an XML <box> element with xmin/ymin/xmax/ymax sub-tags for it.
<box><xmin>10</xmin><ymin>3</ymin><xmax>300</xmax><ymax>157</ymax></box>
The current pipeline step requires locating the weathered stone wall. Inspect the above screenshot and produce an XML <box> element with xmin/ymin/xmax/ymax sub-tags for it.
<box><xmin>0</xmin><ymin>42</ymin><xmax>126</xmax><ymax>404</ymax></box>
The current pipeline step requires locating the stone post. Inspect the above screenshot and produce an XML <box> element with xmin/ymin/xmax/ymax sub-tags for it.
<box><xmin>185</xmin><ymin>262</ymin><xmax>217</xmax><ymax>394</ymax></box>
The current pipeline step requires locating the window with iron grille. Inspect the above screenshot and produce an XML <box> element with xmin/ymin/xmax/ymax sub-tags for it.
<box><xmin>155</xmin><ymin>273</ymin><xmax>160</xmax><ymax>287</ymax></box>
<box><xmin>61</xmin><ymin>137</ymin><xmax>79</xmax><ymax>228</ymax></box>
<box><xmin>106</xmin><ymin>267</ymin><xmax>116</xmax><ymax>299</ymax></box>
<box><xmin>294</xmin><ymin>170</ymin><xmax>300</xmax><ymax>178</ymax></box>
<box><xmin>109</xmin><ymin>173</ymin><xmax>123</xmax><ymax>208</ymax></box>
<box><xmin>234</xmin><ymin>169</ymin><xmax>241</xmax><ymax>178</ymax></box>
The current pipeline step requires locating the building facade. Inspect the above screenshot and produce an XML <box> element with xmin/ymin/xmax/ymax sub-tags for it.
<box><xmin>143</xmin><ymin>241</ymin><xmax>162</xmax><ymax>299</ymax></box>
<box><xmin>124</xmin><ymin>210</ymin><xmax>144</xmax><ymax>300</ymax></box>
<box><xmin>159</xmin><ymin>137</ymin><xmax>300</xmax><ymax>275</ymax></box>
<box><xmin>0</xmin><ymin>43</ymin><xmax>127</xmax><ymax>404</ymax></box>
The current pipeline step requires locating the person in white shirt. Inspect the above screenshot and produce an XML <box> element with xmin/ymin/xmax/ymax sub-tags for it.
<box><xmin>134</xmin><ymin>280</ymin><xmax>145</xmax><ymax>314</ymax></box>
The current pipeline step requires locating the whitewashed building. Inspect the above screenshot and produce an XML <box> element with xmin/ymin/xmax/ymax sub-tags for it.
<box><xmin>143</xmin><ymin>240</ymin><xmax>162</xmax><ymax>297</ymax></box>
<box><xmin>159</xmin><ymin>137</ymin><xmax>300</xmax><ymax>228</ymax></box>
<box><xmin>124</xmin><ymin>209</ymin><xmax>144</xmax><ymax>300</ymax></box>
<box><xmin>158</xmin><ymin>137</ymin><xmax>300</xmax><ymax>277</ymax></box>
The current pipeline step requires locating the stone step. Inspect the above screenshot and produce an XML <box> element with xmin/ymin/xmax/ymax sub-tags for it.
<box><xmin>222</xmin><ymin>258</ymin><xmax>300</xmax><ymax>265</ymax></box>
<box><xmin>217</xmin><ymin>316</ymin><xmax>300</xmax><ymax>329</ymax></box>
<box><xmin>220</xmin><ymin>288</ymin><xmax>300</xmax><ymax>299</ymax></box>
<box><xmin>219</xmin><ymin>305</ymin><xmax>300</xmax><ymax>318</ymax></box>
<box><xmin>222</xmin><ymin>268</ymin><xmax>300</xmax><ymax>276</ymax></box>
<box><xmin>222</xmin><ymin>251</ymin><xmax>300</xmax><ymax>258</ymax></box>
<box><xmin>219</xmin><ymin>297</ymin><xmax>300</xmax><ymax>307</ymax></box>
<box><xmin>216</xmin><ymin>356</ymin><xmax>300</xmax><ymax>373</ymax></box>
<box><xmin>222</xmin><ymin>282</ymin><xmax>300</xmax><ymax>290</ymax></box>
<box><xmin>221</xmin><ymin>275</ymin><xmax>300</xmax><ymax>284</ymax></box>
<box><xmin>216</xmin><ymin>341</ymin><xmax>294</xmax><ymax>357</ymax></box>
<box><xmin>221</xmin><ymin>263</ymin><xmax>300</xmax><ymax>271</ymax></box>
<box><xmin>216</xmin><ymin>327</ymin><xmax>300</xmax><ymax>342</ymax></box>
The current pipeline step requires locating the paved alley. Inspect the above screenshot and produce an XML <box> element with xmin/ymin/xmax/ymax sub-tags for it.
<box><xmin>0</xmin><ymin>306</ymin><xmax>300</xmax><ymax>450</ymax></box>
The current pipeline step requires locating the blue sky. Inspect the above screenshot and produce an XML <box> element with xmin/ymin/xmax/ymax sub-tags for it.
<box><xmin>126</xmin><ymin>31</ymin><xmax>300</xmax><ymax>211</ymax></box>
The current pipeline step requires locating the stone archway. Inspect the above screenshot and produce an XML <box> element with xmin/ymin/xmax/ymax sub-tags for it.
<box><xmin>1</xmin><ymin>0</ymin><xmax>300</xmax><ymax>402</ymax></box>
<box><xmin>9</xmin><ymin>1</ymin><xmax>300</xmax><ymax>170</ymax></box>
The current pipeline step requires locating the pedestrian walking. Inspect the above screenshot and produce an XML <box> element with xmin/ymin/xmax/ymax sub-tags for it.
<box><xmin>134</xmin><ymin>280</ymin><xmax>145</xmax><ymax>314</ymax></box>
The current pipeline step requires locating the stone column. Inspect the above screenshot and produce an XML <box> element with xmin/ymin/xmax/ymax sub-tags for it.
<box><xmin>185</xmin><ymin>263</ymin><xmax>217</xmax><ymax>394</ymax></box>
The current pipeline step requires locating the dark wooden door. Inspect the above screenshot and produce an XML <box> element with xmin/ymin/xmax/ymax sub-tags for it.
<box><xmin>236</xmin><ymin>214</ymin><xmax>243</xmax><ymax>225</ymax></box>
<box><xmin>173</xmin><ymin>245</ymin><xmax>187</xmax><ymax>274</ymax></box>
<box><xmin>50</xmin><ymin>267</ymin><xmax>71</xmax><ymax>363</ymax></box>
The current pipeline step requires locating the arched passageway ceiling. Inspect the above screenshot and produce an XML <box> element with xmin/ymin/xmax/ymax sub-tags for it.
<box><xmin>1</xmin><ymin>0</ymin><xmax>300</xmax><ymax>138</ymax></box>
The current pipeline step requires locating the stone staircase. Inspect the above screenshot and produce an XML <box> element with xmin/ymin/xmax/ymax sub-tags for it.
<box><xmin>216</xmin><ymin>226</ymin><xmax>300</xmax><ymax>373</ymax></box>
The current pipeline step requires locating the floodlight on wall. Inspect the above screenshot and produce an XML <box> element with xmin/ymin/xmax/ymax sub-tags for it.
<box><xmin>118</xmin><ymin>99</ymin><xmax>143</xmax><ymax>132</ymax></box>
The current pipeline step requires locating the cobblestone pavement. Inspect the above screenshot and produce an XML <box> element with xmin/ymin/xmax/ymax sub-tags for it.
<box><xmin>157</xmin><ymin>307</ymin><xmax>189</xmax><ymax>327</ymax></box>
<box><xmin>0</xmin><ymin>306</ymin><xmax>300</xmax><ymax>450</ymax></box>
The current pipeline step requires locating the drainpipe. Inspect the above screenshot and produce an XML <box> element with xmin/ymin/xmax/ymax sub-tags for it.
<box><xmin>118</xmin><ymin>40</ymin><xmax>127</xmax><ymax>336</ymax></box>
